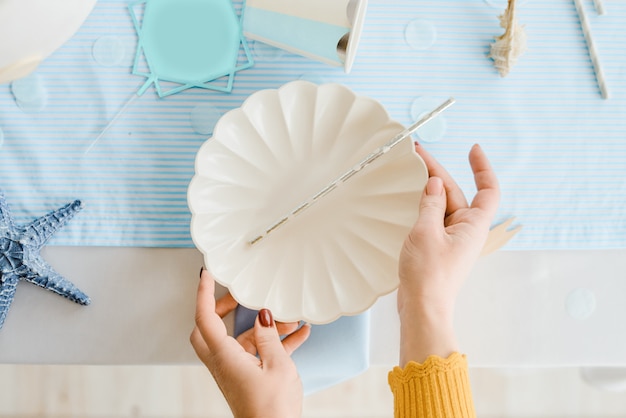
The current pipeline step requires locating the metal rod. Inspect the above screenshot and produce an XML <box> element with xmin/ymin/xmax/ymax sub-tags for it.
<box><xmin>248</xmin><ymin>97</ymin><xmax>455</xmax><ymax>245</ymax></box>
<box><xmin>592</xmin><ymin>0</ymin><xmax>606</xmax><ymax>15</ymax></box>
<box><xmin>573</xmin><ymin>0</ymin><xmax>609</xmax><ymax>99</ymax></box>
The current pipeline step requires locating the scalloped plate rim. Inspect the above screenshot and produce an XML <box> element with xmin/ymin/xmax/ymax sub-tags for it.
<box><xmin>188</xmin><ymin>80</ymin><xmax>427</xmax><ymax>324</ymax></box>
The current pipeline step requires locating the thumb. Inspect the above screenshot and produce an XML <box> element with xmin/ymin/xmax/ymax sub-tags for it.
<box><xmin>417</xmin><ymin>176</ymin><xmax>447</xmax><ymax>229</ymax></box>
<box><xmin>254</xmin><ymin>309</ymin><xmax>288</xmax><ymax>369</ymax></box>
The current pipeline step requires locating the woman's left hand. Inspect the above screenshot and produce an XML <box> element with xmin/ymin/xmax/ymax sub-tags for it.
<box><xmin>191</xmin><ymin>268</ymin><xmax>311</xmax><ymax>418</ymax></box>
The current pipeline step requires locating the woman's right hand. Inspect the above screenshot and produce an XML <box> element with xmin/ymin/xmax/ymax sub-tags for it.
<box><xmin>397</xmin><ymin>143</ymin><xmax>500</xmax><ymax>365</ymax></box>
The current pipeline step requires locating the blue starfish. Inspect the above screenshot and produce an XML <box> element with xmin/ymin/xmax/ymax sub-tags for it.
<box><xmin>0</xmin><ymin>190</ymin><xmax>90</xmax><ymax>329</ymax></box>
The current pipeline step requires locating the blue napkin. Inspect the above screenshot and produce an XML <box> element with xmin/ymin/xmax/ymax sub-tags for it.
<box><xmin>235</xmin><ymin>306</ymin><xmax>370</xmax><ymax>395</ymax></box>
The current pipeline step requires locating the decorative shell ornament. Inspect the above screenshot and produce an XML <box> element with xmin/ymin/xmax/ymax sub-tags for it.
<box><xmin>489</xmin><ymin>0</ymin><xmax>527</xmax><ymax>77</ymax></box>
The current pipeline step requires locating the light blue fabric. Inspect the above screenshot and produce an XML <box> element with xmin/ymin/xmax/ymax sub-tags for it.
<box><xmin>234</xmin><ymin>306</ymin><xmax>369</xmax><ymax>395</ymax></box>
<box><xmin>1</xmin><ymin>0</ymin><xmax>626</xmax><ymax>250</ymax></box>
<box><xmin>243</xmin><ymin>6</ymin><xmax>348</xmax><ymax>64</ymax></box>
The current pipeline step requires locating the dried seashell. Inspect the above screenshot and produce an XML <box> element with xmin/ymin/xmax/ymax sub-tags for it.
<box><xmin>489</xmin><ymin>0</ymin><xmax>527</xmax><ymax>77</ymax></box>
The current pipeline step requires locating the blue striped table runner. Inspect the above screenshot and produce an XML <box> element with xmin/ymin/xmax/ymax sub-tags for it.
<box><xmin>0</xmin><ymin>0</ymin><xmax>625</xmax><ymax>250</ymax></box>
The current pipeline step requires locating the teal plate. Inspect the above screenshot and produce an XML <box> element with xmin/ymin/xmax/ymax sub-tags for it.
<box><xmin>129</xmin><ymin>0</ymin><xmax>253</xmax><ymax>97</ymax></box>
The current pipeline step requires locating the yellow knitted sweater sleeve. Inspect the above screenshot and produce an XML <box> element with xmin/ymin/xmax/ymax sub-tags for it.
<box><xmin>388</xmin><ymin>352</ymin><xmax>476</xmax><ymax>418</ymax></box>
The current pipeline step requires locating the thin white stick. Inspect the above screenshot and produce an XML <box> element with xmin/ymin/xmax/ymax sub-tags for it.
<box><xmin>592</xmin><ymin>0</ymin><xmax>606</xmax><ymax>15</ymax></box>
<box><xmin>573</xmin><ymin>0</ymin><xmax>609</xmax><ymax>99</ymax></box>
<box><xmin>84</xmin><ymin>93</ymin><xmax>138</xmax><ymax>154</ymax></box>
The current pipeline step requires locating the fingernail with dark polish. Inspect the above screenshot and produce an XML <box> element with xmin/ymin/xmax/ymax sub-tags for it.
<box><xmin>199</xmin><ymin>266</ymin><xmax>204</xmax><ymax>278</ymax></box>
<box><xmin>259</xmin><ymin>308</ymin><xmax>273</xmax><ymax>328</ymax></box>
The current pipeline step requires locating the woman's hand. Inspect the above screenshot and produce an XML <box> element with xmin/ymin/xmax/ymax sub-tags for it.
<box><xmin>397</xmin><ymin>143</ymin><xmax>500</xmax><ymax>365</ymax></box>
<box><xmin>191</xmin><ymin>268</ymin><xmax>311</xmax><ymax>418</ymax></box>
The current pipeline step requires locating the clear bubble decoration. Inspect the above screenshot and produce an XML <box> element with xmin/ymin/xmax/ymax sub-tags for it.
<box><xmin>92</xmin><ymin>35</ymin><xmax>126</xmax><ymax>67</ymax></box>
<box><xmin>565</xmin><ymin>288</ymin><xmax>596</xmax><ymax>320</ymax></box>
<box><xmin>410</xmin><ymin>96</ymin><xmax>447</xmax><ymax>143</ymax></box>
<box><xmin>405</xmin><ymin>19</ymin><xmax>437</xmax><ymax>51</ymax></box>
<box><xmin>11</xmin><ymin>73</ymin><xmax>47</xmax><ymax>113</ymax></box>
<box><xmin>252</xmin><ymin>40</ymin><xmax>286</xmax><ymax>61</ymax></box>
<box><xmin>190</xmin><ymin>103</ymin><xmax>222</xmax><ymax>135</ymax></box>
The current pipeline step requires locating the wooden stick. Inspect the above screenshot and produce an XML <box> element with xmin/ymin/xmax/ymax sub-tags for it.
<box><xmin>481</xmin><ymin>217</ymin><xmax>522</xmax><ymax>256</ymax></box>
<box><xmin>573</xmin><ymin>0</ymin><xmax>609</xmax><ymax>99</ymax></box>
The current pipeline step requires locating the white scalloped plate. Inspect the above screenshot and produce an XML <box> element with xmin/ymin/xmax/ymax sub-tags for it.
<box><xmin>188</xmin><ymin>81</ymin><xmax>428</xmax><ymax>324</ymax></box>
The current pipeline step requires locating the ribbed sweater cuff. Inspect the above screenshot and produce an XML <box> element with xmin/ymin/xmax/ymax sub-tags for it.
<box><xmin>388</xmin><ymin>352</ymin><xmax>476</xmax><ymax>418</ymax></box>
